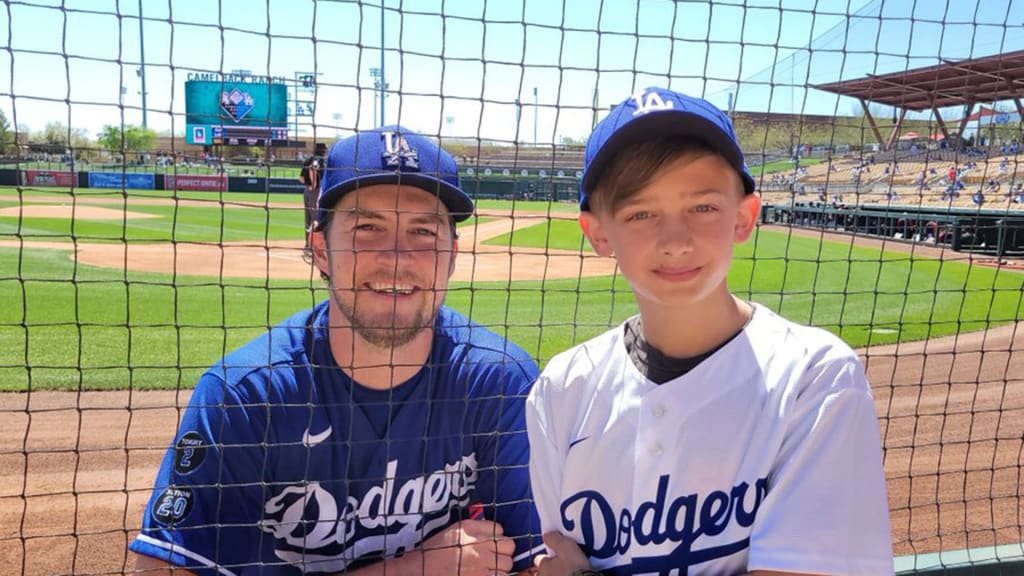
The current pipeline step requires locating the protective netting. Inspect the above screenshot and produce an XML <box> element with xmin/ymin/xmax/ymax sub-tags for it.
<box><xmin>0</xmin><ymin>0</ymin><xmax>1022</xmax><ymax>574</ymax></box>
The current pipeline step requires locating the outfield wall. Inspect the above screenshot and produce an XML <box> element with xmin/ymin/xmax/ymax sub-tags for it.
<box><xmin>4</xmin><ymin>168</ymin><xmax>585</xmax><ymax>202</ymax></box>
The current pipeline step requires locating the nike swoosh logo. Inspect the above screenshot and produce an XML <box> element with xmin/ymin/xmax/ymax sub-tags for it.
<box><xmin>569</xmin><ymin>436</ymin><xmax>590</xmax><ymax>449</ymax></box>
<box><xmin>302</xmin><ymin>425</ymin><xmax>333</xmax><ymax>448</ymax></box>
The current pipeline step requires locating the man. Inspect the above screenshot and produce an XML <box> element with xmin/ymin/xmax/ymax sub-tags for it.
<box><xmin>131</xmin><ymin>126</ymin><xmax>543</xmax><ymax>575</ymax></box>
<box><xmin>300</xmin><ymin>142</ymin><xmax>328</xmax><ymax>261</ymax></box>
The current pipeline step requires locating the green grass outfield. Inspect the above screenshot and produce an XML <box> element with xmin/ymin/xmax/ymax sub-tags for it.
<box><xmin>1</xmin><ymin>194</ymin><xmax>1022</xmax><ymax>391</ymax></box>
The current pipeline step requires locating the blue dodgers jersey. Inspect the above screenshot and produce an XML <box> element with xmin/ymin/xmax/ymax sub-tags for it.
<box><xmin>130</xmin><ymin>301</ymin><xmax>542</xmax><ymax>575</ymax></box>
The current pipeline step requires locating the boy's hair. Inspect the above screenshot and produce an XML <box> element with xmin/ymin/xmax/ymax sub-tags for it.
<box><xmin>587</xmin><ymin>135</ymin><xmax>740</xmax><ymax>216</ymax></box>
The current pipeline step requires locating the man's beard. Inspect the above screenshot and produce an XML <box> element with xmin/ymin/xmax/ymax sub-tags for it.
<box><xmin>332</xmin><ymin>285</ymin><xmax>439</xmax><ymax>348</ymax></box>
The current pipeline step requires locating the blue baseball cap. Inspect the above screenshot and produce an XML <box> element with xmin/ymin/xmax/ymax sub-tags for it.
<box><xmin>580</xmin><ymin>87</ymin><xmax>756</xmax><ymax>210</ymax></box>
<box><xmin>317</xmin><ymin>125</ymin><xmax>474</xmax><ymax>225</ymax></box>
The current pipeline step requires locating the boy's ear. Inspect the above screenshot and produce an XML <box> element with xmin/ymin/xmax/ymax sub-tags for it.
<box><xmin>734</xmin><ymin>193</ymin><xmax>762</xmax><ymax>243</ymax></box>
<box><xmin>579</xmin><ymin>212</ymin><xmax>614</xmax><ymax>257</ymax></box>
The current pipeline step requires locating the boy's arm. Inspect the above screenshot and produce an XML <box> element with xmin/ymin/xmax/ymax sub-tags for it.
<box><xmin>747</xmin><ymin>353</ymin><xmax>893</xmax><ymax>576</ymax></box>
<box><xmin>524</xmin><ymin>375</ymin><xmax>567</xmax><ymax>537</ymax></box>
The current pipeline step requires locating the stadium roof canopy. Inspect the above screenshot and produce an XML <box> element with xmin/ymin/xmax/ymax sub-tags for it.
<box><xmin>813</xmin><ymin>50</ymin><xmax>1024</xmax><ymax>149</ymax></box>
<box><xmin>814</xmin><ymin>50</ymin><xmax>1024</xmax><ymax>111</ymax></box>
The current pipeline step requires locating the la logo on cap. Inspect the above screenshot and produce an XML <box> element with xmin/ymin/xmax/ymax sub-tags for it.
<box><xmin>630</xmin><ymin>89</ymin><xmax>674</xmax><ymax>117</ymax></box>
<box><xmin>380</xmin><ymin>131</ymin><xmax>420</xmax><ymax>171</ymax></box>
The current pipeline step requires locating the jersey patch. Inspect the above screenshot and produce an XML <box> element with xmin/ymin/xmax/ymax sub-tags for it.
<box><xmin>173</xmin><ymin>431</ymin><xmax>207</xmax><ymax>475</ymax></box>
<box><xmin>151</xmin><ymin>487</ymin><xmax>195</xmax><ymax>525</ymax></box>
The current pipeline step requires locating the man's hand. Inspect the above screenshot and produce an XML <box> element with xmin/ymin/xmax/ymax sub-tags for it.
<box><xmin>399</xmin><ymin>519</ymin><xmax>515</xmax><ymax>576</ymax></box>
<box><xmin>533</xmin><ymin>532</ymin><xmax>592</xmax><ymax>576</ymax></box>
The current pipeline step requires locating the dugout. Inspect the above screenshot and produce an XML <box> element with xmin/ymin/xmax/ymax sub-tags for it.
<box><xmin>763</xmin><ymin>202</ymin><xmax>1024</xmax><ymax>257</ymax></box>
<box><xmin>461</xmin><ymin>176</ymin><xmax>579</xmax><ymax>202</ymax></box>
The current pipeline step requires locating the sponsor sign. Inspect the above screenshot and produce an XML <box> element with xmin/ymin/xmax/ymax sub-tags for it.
<box><xmin>88</xmin><ymin>172</ymin><xmax>156</xmax><ymax>190</ymax></box>
<box><xmin>22</xmin><ymin>170</ymin><xmax>75</xmax><ymax>187</ymax></box>
<box><xmin>165</xmin><ymin>174</ymin><xmax>227</xmax><ymax>191</ymax></box>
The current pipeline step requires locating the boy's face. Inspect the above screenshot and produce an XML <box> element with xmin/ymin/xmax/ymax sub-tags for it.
<box><xmin>579</xmin><ymin>153</ymin><xmax>760</xmax><ymax>310</ymax></box>
<box><xmin>312</xmin><ymin>184</ymin><xmax>457</xmax><ymax>347</ymax></box>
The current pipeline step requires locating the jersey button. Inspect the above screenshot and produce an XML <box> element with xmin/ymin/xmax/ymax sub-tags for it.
<box><xmin>649</xmin><ymin>443</ymin><xmax>663</xmax><ymax>456</ymax></box>
<box><xmin>652</xmin><ymin>405</ymin><xmax>666</xmax><ymax>417</ymax></box>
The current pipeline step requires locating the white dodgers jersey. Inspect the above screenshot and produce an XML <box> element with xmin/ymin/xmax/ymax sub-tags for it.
<box><xmin>526</xmin><ymin>303</ymin><xmax>893</xmax><ymax>576</ymax></box>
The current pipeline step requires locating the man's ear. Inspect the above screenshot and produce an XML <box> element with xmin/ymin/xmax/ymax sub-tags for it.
<box><xmin>579</xmin><ymin>212</ymin><xmax>614</xmax><ymax>257</ymax></box>
<box><xmin>448</xmin><ymin>237</ymin><xmax>459</xmax><ymax>277</ymax></box>
<box><xmin>734</xmin><ymin>193</ymin><xmax>762</xmax><ymax>243</ymax></box>
<box><xmin>310</xmin><ymin>229</ymin><xmax>330</xmax><ymax>275</ymax></box>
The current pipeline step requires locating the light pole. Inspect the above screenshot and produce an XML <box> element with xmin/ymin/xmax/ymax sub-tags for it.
<box><xmin>445</xmin><ymin>116</ymin><xmax>454</xmax><ymax>137</ymax></box>
<box><xmin>333</xmin><ymin>112</ymin><xmax>342</xmax><ymax>137</ymax></box>
<box><xmin>379</xmin><ymin>0</ymin><xmax>386</xmax><ymax>126</ymax></box>
<box><xmin>533</xmin><ymin>86</ymin><xmax>538</xmax><ymax>146</ymax></box>
<box><xmin>369</xmin><ymin>67</ymin><xmax>381</xmax><ymax>126</ymax></box>
<box><xmin>514</xmin><ymin>98</ymin><xmax>521</xmax><ymax>144</ymax></box>
<box><xmin>137</xmin><ymin>0</ymin><xmax>148</xmax><ymax>129</ymax></box>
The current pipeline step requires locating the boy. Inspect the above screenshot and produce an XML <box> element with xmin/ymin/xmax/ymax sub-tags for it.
<box><xmin>526</xmin><ymin>88</ymin><xmax>893</xmax><ymax>575</ymax></box>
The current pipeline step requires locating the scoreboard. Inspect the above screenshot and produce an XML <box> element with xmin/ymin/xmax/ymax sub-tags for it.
<box><xmin>185</xmin><ymin>77</ymin><xmax>289</xmax><ymax>146</ymax></box>
<box><xmin>211</xmin><ymin>125</ymin><xmax>289</xmax><ymax>146</ymax></box>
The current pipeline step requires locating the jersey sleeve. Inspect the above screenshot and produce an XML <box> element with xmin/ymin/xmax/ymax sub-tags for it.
<box><xmin>747</xmin><ymin>351</ymin><xmax>894</xmax><ymax>576</ymax></box>
<box><xmin>129</xmin><ymin>372</ymin><xmax>270</xmax><ymax>576</ymax></box>
<box><xmin>469</xmin><ymin>356</ymin><xmax>545</xmax><ymax>572</ymax></box>
<box><xmin>524</xmin><ymin>371</ymin><xmax>568</xmax><ymax>542</ymax></box>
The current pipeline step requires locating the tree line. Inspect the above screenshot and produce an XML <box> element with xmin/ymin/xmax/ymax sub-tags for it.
<box><xmin>0</xmin><ymin>109</ymin><xmax>157</xmax><ymax>158</ymax></box>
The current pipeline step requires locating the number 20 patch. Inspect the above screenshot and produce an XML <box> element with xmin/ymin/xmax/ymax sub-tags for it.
<box><xmin>151</xmin><ymin>487</ymin><xmax>195</xmax><ymax>525</ymax></box>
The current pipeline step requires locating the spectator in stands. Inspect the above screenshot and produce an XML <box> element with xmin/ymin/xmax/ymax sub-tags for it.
<box><xmin>1011</xmin><ymin>183</ymin><xmax>1024</xmax><ymax>203</ymax></box>
<box><xmin>972</xmin><ymin>189</ymin><xmax>985</xmax><ymax>206</ymax></box>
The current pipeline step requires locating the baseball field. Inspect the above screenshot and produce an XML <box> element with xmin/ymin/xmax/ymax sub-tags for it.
<box><xmin>1</xmin><ymin>185</ymin><xmax>1022</xmax><ymax>573</ymax></box>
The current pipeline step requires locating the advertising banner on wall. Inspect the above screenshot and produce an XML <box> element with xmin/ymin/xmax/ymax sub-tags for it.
<box><xmin>165</xmin><ymin>174</ymin><xmax>227</xmax><ymax>191</ymax></box>
<box><xmin>88</xmin><ymin>172</ymin><xmax>156</xmax><ymax>189</ymax></box>
<box><xmin>22</xmin><ymin>170</ymin><xmax>76</xmax><ymax>187</ymax></box>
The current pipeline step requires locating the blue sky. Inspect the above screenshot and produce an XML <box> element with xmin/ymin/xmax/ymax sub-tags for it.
<box><xmin>1</xmin><ymin>0</ymin><xmax>1022</xmax><ymax>145</ymax></box>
